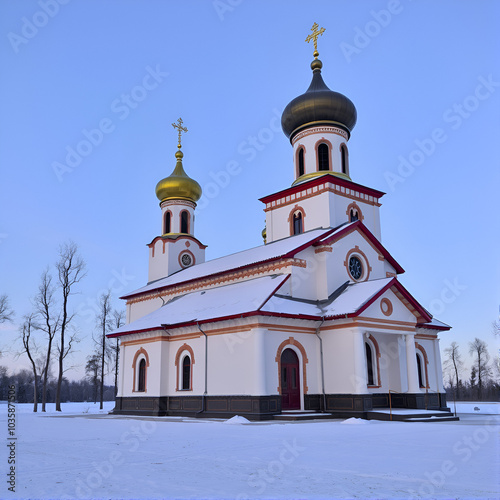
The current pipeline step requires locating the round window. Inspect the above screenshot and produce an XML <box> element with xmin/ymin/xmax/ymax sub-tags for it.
<box><xmin>180</xmin><ymin>253</ymin><xmax>193</xmax><ymax>267</ymax></box>
<box><xmin>348</xmin><ymin>256</ymin><xmax>363</xmax><ymax>280</ymax></box>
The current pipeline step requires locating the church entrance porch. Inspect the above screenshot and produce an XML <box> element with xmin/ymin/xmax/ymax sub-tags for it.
<box><xmin>280</xmin><ymin>348</ymin><xmax>301</xmax><ymax>410</ymax></box>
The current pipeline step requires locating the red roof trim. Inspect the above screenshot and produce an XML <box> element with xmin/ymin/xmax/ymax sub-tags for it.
<box><xmin>327</xmin><ymin>278</ymin><xmax>432</xmax><ymax>323</ymax></box>
<box><xmin>259</xmin><ymin>174</ymin><xmax>385</xmax><ymax>205</ymax></box>
<box><xmin>147</xmin><ymin>234</ymin><xmax>207</xmax><ymax>250</ymax></box>
<box><xmin>416</xmin><ymin>322</ymin><xmax>451</xmax><ymax>331</ymax></box>
<box><xmin>121</xmin><ymin>229</ymin><xmax>335</xmax><ymax>300</ymax></box>
<box><xmin>317</xmin><ymin>220</ymin><xmax>405</xmax><ymax>274</ymax></box>
<box><xmin>107</xmin><ymin>309</ymin><xmax>321</xmax><ymax>339</ymax></box>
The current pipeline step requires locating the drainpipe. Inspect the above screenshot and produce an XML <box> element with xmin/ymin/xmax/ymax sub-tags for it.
<box><xmin>315</xmin><ymin>317</ymin><xmax>326</xmax><ymax>412</ymax></box>
<box><xmin>161</xmin><ymin>324</ymin><xmax>171</xmax><ymax>415</ymax></box>
<box><xmin>197</xmin><ymin>323</ymin><xmax>208</xmax><ymax>415</ymax></box>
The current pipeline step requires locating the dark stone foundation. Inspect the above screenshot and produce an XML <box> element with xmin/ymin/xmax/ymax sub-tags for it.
<box><xmin>112</xmin><ymin>392</ymin><xmax>448</xmax><ymax>420</ymax></box>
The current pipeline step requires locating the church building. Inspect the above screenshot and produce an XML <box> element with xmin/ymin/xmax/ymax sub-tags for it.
<box><xmin>108</xmin><ymin>25</ymin><xmax>451</xmax><ymax>420</ymax></box>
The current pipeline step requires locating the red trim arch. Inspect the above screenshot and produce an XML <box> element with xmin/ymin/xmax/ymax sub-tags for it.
<box><xmin>287</xmin><ymin>205</ymin><xmax>306</xmax><ymax>236</ymax></box>
<box><xmin>131</xmin><ymin>348</ymin><xmax>150</xmax><ymax>393</ymax></box>
<box><xmin>415</xmin><ymin>343</ymin><xmax>430</xmax><ymax>389</ymax></box>
<box><xmin>315</xmin><ymin>138</ymin><xmax>333</xmax><ymax>172</ymax></box>
<box><xmin>175</xmin><ymin>344</ymin><xmax>195</xmax><ymax>391</ymax></box>
<box><xmin>179</xmin><ymin>210</ymin><xmax>190</xmax><ymax>234</ymax></box>
<box><xmin>275</xmin><ymin>337</ymin><xmax>309</xmax><ymax>396</ymax></box>
<box><xmin>366</xmin><ymin>334</ymin><xmax>381</xmax><ymax>388</ymax></box>
<box><xmin>163</xmin><ymin>210</ymin><xmax>173</xmax><ymax>234</ymax></box>
<box><xmin>295</xmin><ymin>145</ymin><xmax>306</xmax><ymax>179</ymax></box>
<box><xmin>346</xmin><ymin>201</ymin><xmax>364</xmax><ymax>223</ymax></box>
<box><xmin>340</xmin><ymin>143</ymin><xmax>349</xmax><ymax>176</ymax></box>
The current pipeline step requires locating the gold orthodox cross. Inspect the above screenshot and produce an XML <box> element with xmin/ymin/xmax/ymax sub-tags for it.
<box><xmin>305</xmin><ymin>22</ymin><xmax>325</xmax><ymax>56</ymax></box>
<box><xmin>172</xmin><ymin>118</ymin><xmax>188</xmax><ymax>148</ymax></box>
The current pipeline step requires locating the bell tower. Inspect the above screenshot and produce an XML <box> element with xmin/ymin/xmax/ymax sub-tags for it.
<box><xmin>147</xmin><ymin>118</ymin><xmax>206</xmax><ymax>283</ymax></box>
<box><xmin>261</xmin><ymin>24</ymin><xmax>384</xmax><ymax>243</ymax></box>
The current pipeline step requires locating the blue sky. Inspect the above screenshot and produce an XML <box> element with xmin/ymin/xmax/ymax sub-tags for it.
<box><xmin>1</xmin><ymin>0</ymin><xmax>499</xmax><ymax>382</ymax></box>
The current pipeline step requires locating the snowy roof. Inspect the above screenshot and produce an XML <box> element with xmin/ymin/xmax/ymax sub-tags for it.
<box><xmin>417</xmin><ymin>317</ymin><xmax>451</xmax><ymax>331</ymax></box>
<box><xmin>262</xmin><ymin>277</ymin><xmax>394</xmax><ymax>318</ymax></box>
<box><xmin>109</xmin><ymin>274</ymin><xmax>439</xmax><ymax>338</ymax></box>
<box><xmin>121</xmin><ymin>227</ymin><xmax>334</xmax><ymax>299</ymax></box>
<box><xmin>110</xmin><ymin>275</ymin><xmax>290</xmax><ymax>336</ymax></box>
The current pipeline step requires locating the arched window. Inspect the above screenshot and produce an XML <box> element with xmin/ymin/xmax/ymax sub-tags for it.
<box><xmin>138</xmin><ymin>359</ymin><xmax>146</xmax><ymax>392</ymax></box>
<box><xmin>298</xmin><ymin>148</ymin><xmax>305</xmax><ymax>177</ymax></box>
<box><xmin>416</xmin><ymin>353</ymin><xmax>425</xmax><ymax>388</ymax></box>
<box><xmin>293</xmin><ymin>212</ymin><xmax>303</xmax><ymax>235</ymax></box>
<box><xmin>340</xmin><ymin>144</ymin><xmax>348</xmax><ymax>175</ymax></box>
<box><xmin>182</xmin><ymin>356</ymin><xmax>191</xmax><ymax>390</ymax></box>
<box><xmin>350</xmin><ymin>209</ymin><xmax>358</xmax><ymax>222</ymax></box>
<box><xmin>318</xmin><ymin>143</ymin><xmax>329</xmax><ymax>171</ymax></box>
<box><xmin>164</xmin><ymin>211</ymin><xmax>171</xmax><ymax>234</ymax></box>
<box><xmin>365</xmin><ymin>342</ymin><xmax>375</xmax><ymax>386</ymax></box>
<box><xmin>180</xmin><ymin>211</ymin><xmax>189</xmax><ymax>234</ymax></box>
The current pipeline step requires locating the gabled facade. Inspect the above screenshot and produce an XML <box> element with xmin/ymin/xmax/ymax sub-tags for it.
<box><xmin>108</xmin><ymin>29</ymin><xmax>451</xmax><ymax>420</ymax></box>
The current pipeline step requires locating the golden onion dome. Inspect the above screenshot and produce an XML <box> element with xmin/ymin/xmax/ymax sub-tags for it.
<box><xmin>155</xmin><ymin>150</ymin><xmax>202</xmax><ymax>203</ymax></box>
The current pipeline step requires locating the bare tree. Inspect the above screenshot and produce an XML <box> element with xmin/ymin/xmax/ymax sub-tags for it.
<box><xmin>94</xmin><ymin>291</ymin><xmax>113</xmax><ymax>410</ymax></box>
<box><xmin>85</xmin><ymin>354</ymin><xmax>100</xmax><ymax>404</ymax></box>
<box><xmin>55</xmin><ymin>242</ymin><xmax>86</xmax><ymax>411</ymax></box>
<box><xmin>111</xmin><ymin>309</ymin><xmax>125</xmax><ymax>396</ymax></box>
<box><xmin>444</xmin><ymin>342</ymin><xmax>464</xmax><ymax>398</ymax></box>
<box><xmin>0</xmin><ymin>294</ymin><xmax>14</xmax><ymax>323</ymax></box>
<box><xmin>19</xmin><ymin>314</ymin><xmax>39</xmax><ymax>412</ymax></box>
<box><xmin>493</xmin><ymin>320</ymin><xmax>500</xmax><ymax>337</ymax></box>
<box><xmin>33</xmin><ymin>269</ymin><xmax>60</xmax><ymax>412</ymax></box>
<box><xmin>468</xmin><ymin>337</ymin><xmax>492</xmax><ymax>400</ymax></box>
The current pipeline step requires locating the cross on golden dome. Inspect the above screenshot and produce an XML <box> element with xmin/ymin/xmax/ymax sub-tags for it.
<box><xmin>172</xmin><ymin>117</ymin><xmax>188</xmax><ymax>148</ymax></box>
<box><xmin>305</xmin><ymin>22</ymin><xmax>325</xmax><ymax>58</ymax></box>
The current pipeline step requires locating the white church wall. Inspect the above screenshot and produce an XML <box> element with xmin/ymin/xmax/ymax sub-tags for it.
<box><xmin>361</xmin><ymin>288</ymin><xmax>417</xmax><ymax>324</ymax></box>
<box><xmin>332</xmin><ymin>193</ymin><xmax>381</xmax><ymax>240</ymax></box>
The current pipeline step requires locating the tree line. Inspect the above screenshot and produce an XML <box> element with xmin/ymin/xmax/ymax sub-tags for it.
<box><xmin>444</xmin><ymin>336</ymin><xmax>499</xmax><ymax>401</ymax></box>
<box><xmin>1</xmin><ymin>241</ymin><xmax>124</xmax><ymax>412</ymax></box>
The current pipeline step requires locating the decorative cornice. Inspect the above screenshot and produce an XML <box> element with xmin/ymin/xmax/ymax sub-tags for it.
<box><xmin>292</xmin><ymin>125</ymin><xmax>349</xmax><ymax>145</ymax></box>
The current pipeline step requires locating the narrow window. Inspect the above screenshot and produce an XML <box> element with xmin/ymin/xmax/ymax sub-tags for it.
<box><xmin>293</xmin><ymin>212</ymin><xmax>303</xmax><ymax>235</ymax></box>
<box><xmin>182</xmin><ymin>356</ymin><xmax>191</xmax><ymax>390</ymax></box>
<box><xmin>164</xmin><ymin>211</ymin><xmax>171</xmax><ymax>233</ymax></box>
<box><xmin>180</xmin><ymin>211</ymin><xmax>189</xmax><ymax>234</ymax></box>
<box><xmin>298</xmin><ymin>148</ymin><xmax>305</xmax><ymax>177</ymax></box>
<box><xmin>416</xmin><ymin>354</ymin><xmax>424</xmax><ymax>388</ymax></box>
<box><xmin>365</xmin><ymin>343</ymin><xmax>374</xmax><ymax>386</ymax></box>
<box><xmin>341</xmin><ymin>144</ymin><xmax>348</xmax><ymax>174</ymax></box>
<box><xmin>318</xmin><ymin>143</ymin><xmax>329</xmax><ymax>171</ymax></box>
<box><xmin>138</xmin><ymin>359</ymin><xmax>146</xmax><ymax>392</ymax></box>
<box><xmin>350</xmin><ymin>209</ymin><xmax>358</xmax><ymax>222</ymax></box>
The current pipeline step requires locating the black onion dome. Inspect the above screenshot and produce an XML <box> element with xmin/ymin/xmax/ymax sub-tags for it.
<box><xmin>281</xmin><ymin>59</ymin><xmax>357</xmax><ymax>141</ymax></box>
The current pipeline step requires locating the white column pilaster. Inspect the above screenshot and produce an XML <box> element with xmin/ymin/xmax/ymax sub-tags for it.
<box><xmin>405</xmin><ymin>333</ymin><xmax>420</xmax><ymax>393</ymax></box>
<box><xmin>252</xmin><ymin>328</ymin><xmax>267</xmax><ymax>395</ymax></box>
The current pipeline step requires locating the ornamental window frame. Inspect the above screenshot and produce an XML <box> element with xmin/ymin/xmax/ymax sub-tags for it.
<box><xmin>315</xmin><ymin>138</ymin><xmax>333</xmax><ymax>172</ymax></box>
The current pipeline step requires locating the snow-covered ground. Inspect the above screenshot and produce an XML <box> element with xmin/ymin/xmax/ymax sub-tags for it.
<box><xmin>1</xmin><ymin>402</ymin><xmax>499</xmax><ymax>499</ymax></box>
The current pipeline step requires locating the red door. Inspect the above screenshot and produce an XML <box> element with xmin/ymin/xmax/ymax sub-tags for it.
<box><xmin>281</xmin><ymin>349</ymin><xmax>300</xmax><ymax>410</ymax></box>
